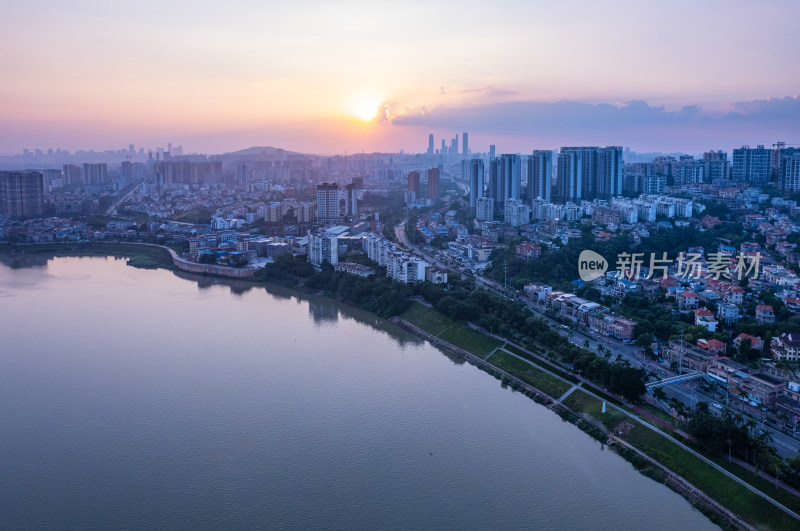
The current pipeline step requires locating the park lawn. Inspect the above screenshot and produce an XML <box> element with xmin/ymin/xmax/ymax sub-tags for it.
<box><xmin>563</xmin><ymin>390</ymin><xmax>628</xmax><ymax>431</ymax></box>
<box><xmin>623</xmin><ymin>424</ymin><xmax>800</xmax><ymax>531</ymax></box>
<box><xmin>490</xmin><ymin>351</ymin><xmax>572</xmax><ymax>399</ymax></box>
<box><xmin>503</xmin><ymin>343</ymin><xmax>579</xmax><ymax>383</ymax></box>
<box><xmin>400</xmin><ymin>302</ymin><xmax>458</xmax><ymax>337</ymax></box>
<box><xmin>400</xmin><ymin>302</ymin><xmax>502</xmax><ymax>358</ymax></box>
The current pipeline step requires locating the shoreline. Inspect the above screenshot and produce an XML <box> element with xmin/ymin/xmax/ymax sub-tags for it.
<box><xmin>2</xmin><ymin>244</ymin><xmax>798</xmax><ymax>529</ymax></box>
<box><xmin>390</xmin><ymin>316</ymin><xmax>750</xmax><ymax>531</ymax></box>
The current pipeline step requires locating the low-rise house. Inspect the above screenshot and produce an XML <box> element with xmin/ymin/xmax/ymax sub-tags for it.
<box><xmin>716</xmin><ymin>302</ymin><xmax>740</xmax><ymax>326</ymax></box>
<box><xmin>333</xmin><ymin>262</ymin><xmax>376</xmax><ymax>278</ymax></box>
<box><xmin>756</xmin><ymin>304</ymin><xmax>775</xmax><ymax>324</ymax></box>
<box><xmin>785</xmin><ymin>297</ymin><xmax>800</xmax><ymax>313</ymax></box>
<box><xmin>663</xmin><ymin>340</ymin><xmax>715</xmax><ymax>372</ymax></box>
<box><xmin>694</xmin><ymin>308</ymin><xmax>718</xmax><ymax>332</ymax></box>
<box><xmin>772</xmin><ymin>333</ymin><xmax>800</xmax><ymax>362</ymax></box>
<box><xmin>678</xmin><ymin>291</ymin><xmax>699</xmax><ymax>311</ymax></box>
<box><xmin>696</xmin><ymin>338</ymin><xmax>726</xmax><ymax>356</ymax></box>
<box><xmin>524</xmin><ymin>282</ymin><xmax>552</xmax><ymax>303</ymax></box>
<box><xmin>733</xmin><ymin>333</ymin><xmax>764</xmax><ymax>351</ymax></box>
<box><xmin>515</xmin><ymin>242</ymin><xmax>542</xmax><ymax>261</ymax></box>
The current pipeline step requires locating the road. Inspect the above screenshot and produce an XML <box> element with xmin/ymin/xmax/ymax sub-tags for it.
<box><xmin>472</xmin><ymin>273</ymin><xmax>643</xmax><ymax>367</ymax></box>
<box><xmin>396</xmin><ymin>220</ymin><xmax>643</xmax><ymax>367</ymax></box>
<box><xmin>396</xmin><ymin>210</ymin><xmax>795</xmax><ymax>461</ymax></box>
<box><xmin>661</xmin><ymin>380</ymin><xmax>800</xmax><ymax>458</ymax></box>
<box><xmin>106</xmin><ymin>177</ymin><xmax>151</xmax><ymax>216</ymax></box>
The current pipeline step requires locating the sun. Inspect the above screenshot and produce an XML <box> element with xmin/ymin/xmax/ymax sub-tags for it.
<box><xmin>350</xmin><ymin>99</ymin><xmax>381</xmax><ymax>122</ymax></box>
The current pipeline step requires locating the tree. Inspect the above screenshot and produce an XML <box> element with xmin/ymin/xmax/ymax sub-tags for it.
<box><xmin>738</xmin><ymin>337</ymin><xmax>752</xmax><ymax>359</ymax></box>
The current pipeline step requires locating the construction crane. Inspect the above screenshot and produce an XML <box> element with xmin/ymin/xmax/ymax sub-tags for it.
<box><xmin>773</xmin><ymin>141</ymin><xmax>800</xmax><ymax>149</ymax></box>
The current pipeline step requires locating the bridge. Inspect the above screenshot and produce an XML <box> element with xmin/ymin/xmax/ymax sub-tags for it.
<box><xmin>646</xmin><ymin>371</ymin><xmax>704</xmax><ymax>389</ymax></box>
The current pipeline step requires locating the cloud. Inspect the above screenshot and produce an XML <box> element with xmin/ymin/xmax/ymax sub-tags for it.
<box><xmin>389</xmin><ymin>96</ymin><xmax>800</xmax><ymax>151</ymax></box>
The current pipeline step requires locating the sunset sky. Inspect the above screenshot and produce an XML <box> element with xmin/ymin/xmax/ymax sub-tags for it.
<box><xmin>2</xmin><ymin>0</ymin><xmax>799</xmax><ymax>155</ymax></box>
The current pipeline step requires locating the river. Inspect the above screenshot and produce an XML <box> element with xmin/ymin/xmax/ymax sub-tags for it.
<box><xmin>0</xmin><ymin>256</ymin><xmax>716</xmax><ymax>529</ymax></box>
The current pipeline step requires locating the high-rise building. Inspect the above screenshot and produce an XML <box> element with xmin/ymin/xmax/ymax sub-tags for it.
<box><xmin>427</xmin><ymin>134</ymin><xmax>434</xmax><ymax>156</ymax></box>
<box><xmin>527</xmin><ymin>150</ymin><xmax>552</xmax><ymax>202</ymax></box>
<box><xmin>489</xmin><ymin>145</ymin><xmax>496</xmax><ymax>159</ymax></box>
<box><xmin>500</xmin><ymin>154</ymin><xmax>521</xmax><ymax>204</ymax></box>
<box><xmin>308</xmin><ymin>228</ymin><xmax>339</xmax><ymax>268</ymax></box>
<box><xmin>780</xmin><ymin>154</ymin><xmax>800</xmax><ymax>194</ymax></box>
<box><xmin>504</xmin><ymin>199</ymin><xmax>530</xmax><ymax>227</ymax></box>
<box><xmin>237</xmin><ymin>164</ymin><xmax>248</xmax><ymax>185</ymax></box>
<box><xmin>475</xmin><ymin>196</ymin><xmax>494</xmax><ymax>221</ymax></box>
<box><xmin>451</xmin><ymin>135</ymin><xmax>458</xmax><ymax>157</ymax></box>
<box><xmin>557</xmin><ymin>147</ymin><xmax>592</xmax><ymax>203</ymax></box>
<box><xmin>297</xmin><ymin>202</ymin><xmax>314</xmax><ymax>223</ymax></box>
<box><xmin>467</xmin><ymin>159</ymin><xmax>485</xmax><ymax>213</ymax></box>
<box><xmin>488</xmin><ymin>157</ymin><xmax>503</xmax><ymax>211</ymax></box>
<box><xmin>556</xmin><ymin>146</ymin><xmax>621</xmax><ymax>203</ymax></box>
<box><xmin>407</xmin><ymin>171</ymin><xmax>420</xmax><ymax>196</ymax></box>
<box><xmin>701</xmin><ymin>151</ymin><xmax>730</xmax><ymax>182</ymax></box>
<box><xmin>82</xmin><ymin>163</ymin><xmax>108</xmax><ymax>185</ymax></box>
<box><xmin>597</xmin><ymin>146</ymin><xmax>623</xmax><ymax>199</ymax></box>
<box><xmin>427</xmin><ymin>168</ymin><xmax>440</xmax><ymax>203</ymax></box>
<box><xmin>316</xmin><ymin>183</ymin><xmax>341</xmax><ymax>223</ymax></box>
<box><xmin>63</xmin><ymin>164</ymin><xmax>82</xmax><ymax>185</ymax></box>
<box><xmin>462</xmin><ymin>132</ymin><xmax>469</xmax><ymax>158</ymax></box>
<box><xmin>344</xmin><ymin>183</ymin><xmax>358</xmax><ymax>217</ymax></box>
<box><xmin>672</xmin><ymin>156</ymin><xmax>705</xmax><ymax>186</ymax></box>
<box><xmin>643</xmin><ymin>175</ymin><xmax>666</xmax><ymax>195</ymax></box>
<box><xmin>0</xmin><ymin>171</ymin><xmax>44</xmax><ymax>218</ymax></box>
<box><xmin>441</xmin><ymin>139</ymin><xmax>446</xmax><ymax>155</ymax></box>
<box><xmin>265</xmin><ymin>202</ymin><xmax>282</xmax><ymax>222</ymax></box>
<box><xmin>732</xmin><ymin>145</ymin><xmax>773</xmax><ymax>186</ymax></box>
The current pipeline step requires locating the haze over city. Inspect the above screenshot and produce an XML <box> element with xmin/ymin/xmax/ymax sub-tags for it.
<box><xmin>2</xmin><ymin>0</ymin><xmax>799</xmax><ymax>155</ymax></box>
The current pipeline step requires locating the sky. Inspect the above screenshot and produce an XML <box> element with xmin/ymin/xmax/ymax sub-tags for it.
<box><xmin>1</xmin><ymin>0</ymin><xmax>799</xmax><ymax>155</ymax></box>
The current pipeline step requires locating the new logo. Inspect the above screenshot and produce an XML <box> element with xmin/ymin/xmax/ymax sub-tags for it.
<box><xmin>578</xmin><ymin>250</ymin><xmax>608</xmax><ymax>282</ymax></box>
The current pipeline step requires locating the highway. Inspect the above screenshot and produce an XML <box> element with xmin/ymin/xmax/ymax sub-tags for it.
<box><xmin>106</xmin><ymin>177</ymin><xmax>151</xmax><ymax>216</ymax></box>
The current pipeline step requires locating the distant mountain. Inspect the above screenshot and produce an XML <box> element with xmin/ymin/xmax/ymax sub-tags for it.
<box><xmin>224</xmin><ymin>146</ymin><xmax>304</xmax><ymax>156</ymax></box>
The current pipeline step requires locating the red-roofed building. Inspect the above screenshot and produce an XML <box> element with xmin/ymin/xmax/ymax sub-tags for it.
<box><xmin>658</xmin><ymin>276</ymin><xmax>680</xmax><ymax>290</ymax></box>
<box><xmin>756</xmin><ymin>304</ymin><xmax>775</xmax><ymax>324</ymax></box>
<box><xmin>733</xmin><ymin>333</ymin><xmax>763</xmax><ymax>351</ymax></box>
<box><xmin>515</xmin><ymin>242</ymin><xmax>542</xmax><ymax>261</ymax></box>
<box><xmin>702</xmin><ymin>215</ymin><xmax>722</xmax><ymax>229</ymax></box>
<box><xmin>694</xmin><ymin>308</ymin><xmax>718</xmax><ymax>332</ymax></box>
<box><xmin>698</xmin><ymin>338</ymin><xmax>727</xmax><ymax>356</ymax></box>
<box><xmin>725</xmin><ymin>287</ymin><xmax>745</xmax><ymax>305</ymax></box>
<box><xmin>706</xmin><ymin>339</ymin><xmax>727</xmax><ymax>356</ymax></box>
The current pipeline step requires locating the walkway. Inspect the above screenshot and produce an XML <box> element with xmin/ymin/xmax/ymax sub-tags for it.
<box><xmin>558</xmin><ymin>382</ymin><xmax>582</xmax><ymax>403</ymax></box>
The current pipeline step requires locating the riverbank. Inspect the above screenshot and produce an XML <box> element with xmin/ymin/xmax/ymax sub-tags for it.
<box><xmin>2</xmin><ymin>244</ymin><xmax>797</xmax><ymax>529</ymax></box>
<box><xmin>391</xmin><ymin>314</ymin><xmax>747</xmax><ymax>531</ymax></box>
<box><xmin>395</xmin><ymin>302</ymin><xmax>800</xmax><ymax>531</ymax></box>
<box><xmin>0</xmin><ymin>241</ymin><xmax>255</xmax><ymax>278</ymax></box>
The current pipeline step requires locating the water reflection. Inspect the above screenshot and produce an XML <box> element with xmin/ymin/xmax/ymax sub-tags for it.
<box><xmin>308</xmin><ymin>299</ymin><xmax>340</xmax><ymax>323</ymax></box>
<box><xmin>0</xmin><ymin>253</ymin><xmax>51</xmax><ymax>269</ymax></box>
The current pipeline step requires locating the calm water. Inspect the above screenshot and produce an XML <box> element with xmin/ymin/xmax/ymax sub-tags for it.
<box><xmin>0</xmin><ymin>257</ymin><xmax>715</xmax><ymax>529</ymax></box>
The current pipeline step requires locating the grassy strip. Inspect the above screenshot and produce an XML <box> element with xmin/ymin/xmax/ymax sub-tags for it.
<box><xmin>563</xmin><ymin>390</ymin><xmax>628</xmax><ymax>431</ymax></box>
<box><xmin>490</xmin><ymin>351</ymin><xmax>572</xmax><ymax>398</ymax></box>
<box><xmin>623</xmin><ymin>424</ymin><xmax>799</xmax><ymax>530</ymax></box>
<box><xmin>400</xmin><ymin>302</ymin><xmax>502</xmax><ymax>358</ymax></box>
<box><xmin>502</xmin><ymin>343</ymin><xmax>579</xmax><ymax>383</ymax></box>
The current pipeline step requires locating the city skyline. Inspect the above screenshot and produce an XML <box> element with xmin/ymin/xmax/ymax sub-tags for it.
<box><xmin>2</xmin><ymin>0</ymin><xmax>799</xmax><ymax>155</ymax></box>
